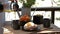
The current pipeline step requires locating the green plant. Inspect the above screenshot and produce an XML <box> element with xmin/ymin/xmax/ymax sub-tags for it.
<box><xmin>58</xmin><ymin>0</ymin><xmax>60</xmax><ymax>2</ymax></box>
<box><xmin>56</xmin><ymin>17</ymin><xmax>60</xmax><ymax>20</ymax></box>
<box><xmin>19</xmin><ymin>0</ymin><xmax>36</xmax><ymax>8</ymax></box>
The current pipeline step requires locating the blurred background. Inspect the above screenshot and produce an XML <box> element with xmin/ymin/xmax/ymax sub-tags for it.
<box><xmin>0</xmin><ymin>0</ymin><xmax>60</xmax><ymax>28</ymax></box>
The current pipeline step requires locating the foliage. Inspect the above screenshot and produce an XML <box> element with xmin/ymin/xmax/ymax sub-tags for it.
<box><xmin>56</xmin><ymin>18</ymin><xmax>60</xmax><ymax>20</ymax></box>
<box><xmin>19</xmin><ymin>0</ymin><xmax>35</xmax><ymax>8</ymax></box>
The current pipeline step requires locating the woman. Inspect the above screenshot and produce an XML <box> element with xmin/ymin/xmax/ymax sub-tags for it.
<box><xmin>0</xmin><ymin>3</ymin><xmax>5</xmax><ymax>34</ymax></box>
<box><xmin>0</xmin><ymin>3</ymin><xmax>5</xmax><ymax>27</ymax></box>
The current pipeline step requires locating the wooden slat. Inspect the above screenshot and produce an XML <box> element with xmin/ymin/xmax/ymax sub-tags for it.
<box><xmin>19</xmin><ymin>7</ymin><xmax>60</xmax><ymax>11</ymax></box>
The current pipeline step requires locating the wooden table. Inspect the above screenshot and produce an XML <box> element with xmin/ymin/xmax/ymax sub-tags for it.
<box><xmin>4</xmin><ymin>24</ymin><xmax>60</xmax><ymax>34</ymax></box>
<box><xmin>37</xmin><ymin>30</ymin><xmax>60</xmax><ymax>34</ymax></box>
<box><xmin>24</xmin><ymin>24</ymin><xmax>60</xmax><ymax>34</ymax></box>
<box><xmin>38</xmin><ymin>24</ymin><xmax>60</xmax><ymax>34</ymax></box>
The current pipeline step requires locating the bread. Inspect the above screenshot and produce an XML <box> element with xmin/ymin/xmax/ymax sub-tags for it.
<box><xmin>24</xmin><ymin>22</ymin><xmax>37</xmax><ymax>30</ymax></box>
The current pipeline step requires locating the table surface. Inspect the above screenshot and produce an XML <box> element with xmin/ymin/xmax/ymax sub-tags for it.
<box><xmin>4</xmin><ymin>24</ymin><xmax>60</xmax><ymax>34</ymax></box>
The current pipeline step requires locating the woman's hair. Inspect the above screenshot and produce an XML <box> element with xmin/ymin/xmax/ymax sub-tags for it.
<box><xmin>13</xmin><ymin>3</ymin><xmax>19</xmax><ymax>10</ymax></box>
<box><xmin>0</xmin><ymin>4</ymin><xmax>3</xmax><ymax>11</ymax></box>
